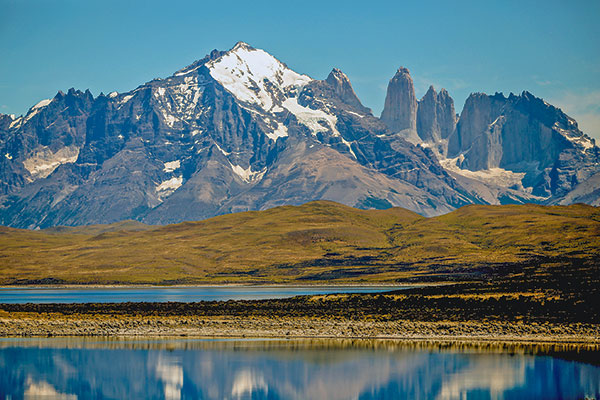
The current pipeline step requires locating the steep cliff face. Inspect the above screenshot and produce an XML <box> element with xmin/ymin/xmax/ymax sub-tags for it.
<box><xmin>376</xmin><ymin>63</ymin><xmax>599</xmax><ymax>204</ymax></box>
<box><xmin>0</xmin><ymin>114</ymin><xmax>13</xmax><ymax>134</ymax></box>
<box><xmin>445</xmin><ymin>91</ymin><xmax>599</xmax><ymax>198</ymax></box>
<box><xmin>380</xmin><ymin>67</ymin><xmax>418</xmax><ymax>142</ymax></box>
<box><xmin>416</xmin><ymin>86</ymin><xmax>457</xmax><ymax>144</ymax></box>
<box><xmin>446</xmin><ymin>92</ymin><xmax>508</xmax><ymax>163</ymax></box>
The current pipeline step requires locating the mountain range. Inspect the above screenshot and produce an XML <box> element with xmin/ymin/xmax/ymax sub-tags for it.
<box><xmin>1</xmin><ymin>42</ymin><xmax>598</xmax><ymax>229</ymax></box>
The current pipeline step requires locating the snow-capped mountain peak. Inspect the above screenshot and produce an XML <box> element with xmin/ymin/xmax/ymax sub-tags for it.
<box><xmin>207</xmin><ymin>42</ymin><xmax>312</xmax><ymax>111</ymax></box>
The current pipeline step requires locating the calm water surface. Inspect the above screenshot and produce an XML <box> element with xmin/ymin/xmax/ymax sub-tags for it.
<box><xmin>0</xmin><ymin>338</ymin><xmax>598</xmax><ymax>399</ymax></box>
<box><xmin>0</xmin><ymin>286</ymin><xmax>401</xmax><ymax>303</ymax></box>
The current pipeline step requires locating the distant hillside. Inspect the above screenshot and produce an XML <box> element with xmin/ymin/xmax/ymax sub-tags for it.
<box><xmin>0</xmin><ymin>201</ymin><xmax>598</xmax><ymax>285</ymax></box>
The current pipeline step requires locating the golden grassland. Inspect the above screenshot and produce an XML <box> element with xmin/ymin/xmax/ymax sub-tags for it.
<box><xmin>0</xmin><ymin>201</ymin><xmax>598</xmax><ymax>285</ymax></box>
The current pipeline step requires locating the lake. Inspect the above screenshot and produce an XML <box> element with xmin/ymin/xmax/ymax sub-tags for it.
<box><xmin>0</xmin><ymin>286</ymin><xmax>401</xmax><ymax>304</ymax></box>
<box><xmin>0</xmin><ymin>338</ymin><xmax>598</xmax><ymax>399</ymax></box>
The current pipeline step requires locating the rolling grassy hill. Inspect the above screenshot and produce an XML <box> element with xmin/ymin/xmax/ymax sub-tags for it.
<box><xmin>0</xmin><ymin>201</ymin><xmax>598</xmax><ymax>285</ymax></box>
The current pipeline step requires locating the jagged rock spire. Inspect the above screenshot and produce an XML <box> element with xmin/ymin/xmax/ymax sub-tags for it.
<box><xmin>380</xmin><ymin>67</ymin><xmax>418</xmax><ymax>139</ymax></box>
<box><xmin>325</xmin><ymin>68</ymin><xmax>370</xmax><ymax>113</ymax></box>
<box><xmin>416</xmin><ymin>85</ymin><xmax>457</xmax><ymax>144</ymax></box>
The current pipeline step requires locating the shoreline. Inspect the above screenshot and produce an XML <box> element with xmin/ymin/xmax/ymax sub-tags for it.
<box><xmin>1</xmin><ymin>313</ymin><xmax>598</xmax><ymax>345</ymax></box>
<box><xmin>2</xmin><ymin>280</ymin><xmax>597</xmax><ymax>347</ymax></box>
<box><xmin>0</xmin><ymin>283</ymin><xmax>428</xmax><ymax>290</ymax></box>
<box><xmin>2</xmin><ymin>333</ymin><xmax>598</xmax><ymax>347</ymax></box>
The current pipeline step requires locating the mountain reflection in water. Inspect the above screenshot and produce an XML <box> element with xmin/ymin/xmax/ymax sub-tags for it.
<box><xmin>0</xmin><ymin>338</ymin><xmax>598</xmax><ymax>400</ymax></box>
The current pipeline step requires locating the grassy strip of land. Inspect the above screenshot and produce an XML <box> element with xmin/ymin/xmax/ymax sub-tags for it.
<box><xmin>0</xmin><ymin>201</ymin><xmax>599</xmax><ymax>285</ymax></box>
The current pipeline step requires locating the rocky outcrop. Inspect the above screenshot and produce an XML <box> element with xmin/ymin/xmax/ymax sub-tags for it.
<box><xmin>0</xmin><ymin>114</ymin><xmax>13</xmax><ymax>134</ymax></box>
<box><xmin>0</xmin><ymin>89</ymin><xmax>94</xmax><ymax>195</ymax></box>
<box><xmin>416</xmin><ymin>86</ymin><xmax>457</xmax><ymax>144</ymax></box>
<box><xmin>380</xmin><ymin>67</ymin><xmax>418</xmax><ymax>141</ymax></box>
<box><xmin>325</xmin><ymin>68</ymin><xmax>371</xmax><ymax>114</ymax></box>
<box><xmin>553</xmin><ymin>171</ymin><xmax>600</xmax><ymax>206</ymax></box>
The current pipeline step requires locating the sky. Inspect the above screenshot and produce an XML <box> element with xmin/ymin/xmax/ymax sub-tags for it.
<box><xmin>1</xmin><ymin>0</ymin><xmax>599</xmax><ymax>140</ymax></box>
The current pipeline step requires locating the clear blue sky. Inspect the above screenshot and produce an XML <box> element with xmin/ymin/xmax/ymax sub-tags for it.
<box><xmin>1</xmin><ymin>0</ymin><xmax>599</xmax><ymax>140</ymax></box>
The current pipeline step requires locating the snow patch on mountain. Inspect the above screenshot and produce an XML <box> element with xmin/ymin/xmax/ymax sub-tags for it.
<box><xmin>117</xmin><ymin>94</ymin><xmax>134</xmax><ymax>108</ymax></box>
<box><xmin>341</xmin><ymin>138</ymin><xmax>357</xmax><ymax>159</ymax></box>
<box><xmin>22</xmin><ymin>146</ymin><xmax>80</xmax><ymax>180</ymax></box>
<box><xmin>554</xmin><ymin>122</ymin><xmax>596</xmax><ymax>150</ymax></box>
<box><xmin>174</xmin><ymin>64</ymin><xmax>202</xmax><ymax>77</ymax></box>
<box><xmin>214</xmin><ymin>142</ymin><xmax>230</xmax><ymax>156</ymax></box>
<box><xmin>207</xmin><ymin>42</ymin><xmax>311</xmax><ymax>111</ymax></box>
<box><xmin>265</xmin><ymin>122</ymin><xmax>288</xmax><ymax>141</ymax></box>
<box><xmin>163</xmin><ymin>160</ymin><xmax>181</xmax><ymax>172</ymax></box>
<box><xmin>230</xmin><ymin>162</ymin><xmax>266</xmax><ymax>183</ymax></box>
<box><xmin>24</xmin><ymin>99</ymin><xmax>53</xmax><ymax>123</ymax></box>
<box><xmin>440</xmin><ymin>156</ymin><xmax>534</xmax><ymax>193</ymax></box>
<box><xmin>32</xmin><ymin>99</ymin><xmax>52</xmax><ymax>110</ymax></box>
<box><xmin>9</xmin><ymin>117</ymin><xmax>23</xmax><ymax>129</ymax></box>
<box><xmin>150</xmin><ymin>75</ymin><xmax>207</xmax><ymax>128</ymax></box>
<box><xmin>161</xmin><ymin>111</ymin><xmax>177</xmax><ymax>128</ymax></box>
<box><xmin>346</xmin><ymin>110</ymin><xmax>365</xmax><ymax>118</ymax></box>
<box><xmin>156</xmin><ymin>176</ymin><xmax>183</xmax><ymax>200</ymax></box>
<box><xmin>282</xmin><ymin>98</ymin><xmax>340</xmax><ymax>136</ymax></box>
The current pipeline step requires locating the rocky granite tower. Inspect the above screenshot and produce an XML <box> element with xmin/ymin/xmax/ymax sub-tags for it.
<box><xmin>416</xmin><ymin>86</ymin><xmax>457</xmax><ymax>144</ymax></box>
<box><xmin>447</xmin><ymin>92</ymin><xmax>507</xmax><ymax>165</ymax></box>
<box><xmin>380</xmin><ymin>67</ymin><xmax>418</xmax><ymax>141</ymax></box>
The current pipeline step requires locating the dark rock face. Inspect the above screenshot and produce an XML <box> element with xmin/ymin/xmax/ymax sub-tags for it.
<box><xmin>0</xmin><ymin>114</ymin><xmax>13</xmax><ymax>135</ymax></box>
<box><xmin>416</xmin><ymin>86</ymin><xmax>457</xmax><ymax>143</ymax></box>
<box><xmin>554</xmin><ymin>171</ymin><xmax>600</xmax><ymax>206</ymax></box>
<box><xmin>0</xmin><ymin>89</ymin><xmax>94</xmax><ymax>195</ymax></box>
<box><xmin>380</xmin><ymin>67</ymin><xmax>418</xmax><ymax>139</ymax></box>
